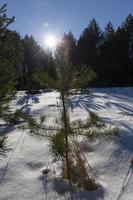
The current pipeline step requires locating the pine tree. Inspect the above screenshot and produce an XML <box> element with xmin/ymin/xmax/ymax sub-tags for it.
<box><xmin>0</xmin><ymin>137</ymin><xmax>10</xmax><ymax>157</ymax></box>
<box><xmin>21</xmin><ymin>35</ymin><xmax>120</xmax><ymax>189</ymax></box>
<box><xmin>0</xmin><ymin>5</ymin><xmax>23</xmax><ymax>121</ymax></box>
<box><xmin>119</xmin><ymin>14</ymin><xmax>133</xmax><ymax>85</ymax></box>
<box><xmin>21</xmin><ymin>39</ymin><xmax>102</xmax><ymax>189</ymax></box>
<box><xmin>22</xmin><ymin>35</ymin><xmax>42</xmax><ymax>90</ymax></box>
<box><xmin>57</xmin><ymin>31</ymin><xmax>77</xmax><ymax>66</ymax></box>
<box><xmin>99</xmin><ymin>22</ymin><xmax>117</xmax><ymax>86</ymax></box>
<box><xmin>0</xmin><ymin>4</ymin><xmax>20</xmax><ymax>156</ymax></box>
<box><xmin>77</xmin><ymin>18</ymin><xmax>102</xmax><ymax>67</ymax></box>
<box><xmin>22</xmin><ymin>35</ymin><xmax>55</xmax><ymax>90</ymax></box>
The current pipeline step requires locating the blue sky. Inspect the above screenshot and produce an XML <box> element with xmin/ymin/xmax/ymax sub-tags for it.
<box><xmin>1</xmin><ymin>0</ymin><xmax>133</xmax><ymax>44</ymax></box>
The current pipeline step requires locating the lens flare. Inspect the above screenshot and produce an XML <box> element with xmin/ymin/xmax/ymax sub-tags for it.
<box><xmin>44</xmin><ymin>34</ymin><xmax>59</xmax><ymax>50</ymax></box>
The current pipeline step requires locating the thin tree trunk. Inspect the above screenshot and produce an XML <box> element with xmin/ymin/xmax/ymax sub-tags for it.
<box><xmin>61</xmin><ymin>91</ymin><xmax>71</xmax><ymax>181</ymax></box>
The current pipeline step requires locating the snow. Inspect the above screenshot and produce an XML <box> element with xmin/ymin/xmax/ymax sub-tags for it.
<box><xmin>0</xmin><ymin>87</ymin><xmax>133</xmax><ymax>200</ymax></box>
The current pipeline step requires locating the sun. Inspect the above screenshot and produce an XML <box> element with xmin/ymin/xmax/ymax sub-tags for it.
<box><xmin>44</xmin><ymin>34</ymin><xmax>59</xmax><ymax>50</ymax></box>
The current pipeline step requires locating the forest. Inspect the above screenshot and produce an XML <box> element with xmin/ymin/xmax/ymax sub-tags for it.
<box><xmin>0</xmin><ymin>3</ymin><xmax>133</xmax><ymax>200</ymax></box>
<box><xmin>1</xmin><ymin>3</ymin><xmax>133</xmax><ymax>93</ymax></box>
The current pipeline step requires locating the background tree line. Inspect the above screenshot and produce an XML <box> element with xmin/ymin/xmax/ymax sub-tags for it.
<box><xmin>0</xmin><ymin>3</ymin><xmax>133</xmax><ymax>91</ymax></box>
<box><xmin>18</xmin><ymin>14</ymin><xmax>133</xmax><ymax>88</ymax></box>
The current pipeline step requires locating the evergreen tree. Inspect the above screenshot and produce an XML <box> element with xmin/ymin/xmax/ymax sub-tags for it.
<box><xmin>76</xmin><ymin>16</ymin><xmax>133</xmax><ymax>87</ymax></box>
<box><xmin>22</xmin><ymin>35</ymin><xmax>55</xmax><ymax>90</ymax></box>
<box><xmin>2</xmin><ymin>30</ymin><xmax>24</xmax><ymax>89</ymax></box>
<box><xmin>57</xmin><ymin>31</ymin><xmax>77</xmax><ymax>66</ymax></box>
<box><xmin>0</xmin><ymin>137</ymin><xmax>10</xmax><ymax>157</ymax></box>
<box><xmin>0</xmin><ymin>6</ymin><xmax>23</xmax><ymax>120</ymax></box>
<box><xmin>0</xmin><ymin>4</ymin><xmax>14</xmax><ymax>33</ymax></box>
<box><xmin>22</xmin><ymin>35</ymin><xmax>41</xmax><ymax>90</ymax></box>
<box><xmin>21</xmin><ymin>39</ymin><xmax>100</xmax><ymax>189</ymax></box>
<box><xmin>22</xmin><ymin>45</ymin><xmax>118</xmax><ymax>188</ymax></box>
<box><xmin>0</xmin><ymin>4</ymin><xmax>17</xmax><ymax>120</ymax></box>
<box><xmin>99</xmin><ymin>22</ymin><xmax>117</xmax><ymax>86</ymax></box>
<box><xmin>121</xmin><ymin>14</ymin><xmax>133</xmax><ymax>85</ymax></box>
<box><xmin>77</xmin><ymin>19</ymin><xmax>102</xmax><ymax>70</ymax></box>
<box><xmin>115</xmin><ymin>26</ymin><xmax>129</xmax><ymax>86</ymax></box>
<box><xmin>0</xmin><ymin>4</ymin><xmax>17</xmax><ymax>156</ymax></box>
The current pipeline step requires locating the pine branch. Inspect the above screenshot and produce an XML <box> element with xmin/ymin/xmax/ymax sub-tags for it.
<box><xmin>0</xmin><ymin>136</ymin><xmax>11</xmax><ymax>157</ymax></box>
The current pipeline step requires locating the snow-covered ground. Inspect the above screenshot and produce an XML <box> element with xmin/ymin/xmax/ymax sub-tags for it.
<box><xmin>0</xmin><ymin>87</ymin><xmax>133</xmax><ymax>200</ymax></box>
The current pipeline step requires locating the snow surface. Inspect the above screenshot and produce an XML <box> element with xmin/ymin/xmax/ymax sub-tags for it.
<box><xmin>0</xmin><ymin>87</ymin><xmax>133</xmax><ymax>200</ymax></box>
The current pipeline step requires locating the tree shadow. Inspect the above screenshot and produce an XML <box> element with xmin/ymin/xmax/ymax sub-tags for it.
<box><xmin>52</xmin><ymin>177</ymin><xmax>105</xmax><ymax>200</ymax></box>
<box><xmin>100</xmin><ymin>114</ymin><xmax>133</xmax><ymax>153</ymax></box>
<box><xmin>80</xmin><ymin>140</ymin><xmax>94</xmax><ymax>153</ymax></box>
<box><xmin>38</xmin><ymin>174</ymin><xmax>104</xmax><ymax>200</ymax></box>
<box><xmin>111</xmin><ymin>102</ymin><xmax>133</xmax><ymax>116</ymax></box>
<box><xmin>20</xmin><ymin>104</ymin><xmax>31</xmax><ymax>115</ymax></box>
<box><xmin>0</xmin><ymin>125</ymin><xmax>15</xmax><ymax>136</ymax></box>
<box><xmin>68</xmin><ymin>95</ymin><xmax>106</xmax><ymax>113</ymax></box>
<box><xmin>17</xmin><ymin>95</ymin><xmax>29</xmax><ymax>105</ymax></box>
<box><xmin>26</xmin><ymin>161</ymin><xmax>44</xmax><ymax>170</ymax></box>
<box><xmin>17</xmin><ymin>94</ymin><xmax>40</xmax><ymax>105</ymax></box>
<box><xmin>31</xmin><ymin>96</ymin><xmax>40</xmax><ymax>104</ymax></box>
<box><xmin>39</xmin><ymin>175</ymin><xmax>49</xmax><ymax>200</ymax></box>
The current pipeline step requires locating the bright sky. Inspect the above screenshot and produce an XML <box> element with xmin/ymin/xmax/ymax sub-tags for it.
<box><xmin>1</xmin><ymin>0</ymin><xmax>133</xmax><ymax>44</ymax></box>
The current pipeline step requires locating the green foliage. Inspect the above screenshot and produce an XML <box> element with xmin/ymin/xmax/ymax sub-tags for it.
<box><xmin>0</xmin><ymin>4</ymin><xmax>23</xmax><ymax>156</ymax></box>
<box><xmin>0</xmin><ymin>61</ymin><xmax>17</xmax><ymax>118</ymax></box>
<box><xmin>56</xmin><ymin>31</ymin><xmax>77</xmax><ymax>66</ymax></box>
<box><xmin>71</xmin><ymin>112</ymin><xmax>104</xmax><ymax>130</ymax></box>
<box><xmin>19</xmin><ymin>114</ymin><xmax>53</xmax><ymax>140</ymax></box>
<box><xmin>89</xmin><ymin>112</ymin><xmax>101</xmax><ymax>125</ymax></box>
<box><xmin>22</xmin><ymin>35</ymin><xmax>55</xmax><ymax>90</ymax></box>
<box><xmin>71</xmin><ymin>112</ymin><xmax>119</xmax><ymax>141</ymax></box>
<box><xmin>0</xmin><ymin>4</ymin><xmax>23</xmax><ymax>122</ymax></box>
<box><xmin>0</xmin><ymin>136</ymin><xmax>11</xmax><ymax>157</ymax></box>
<box><xmin>21</xmin><ymin>31</ymin><xmax>120</xmax><ymax>188</ymax></box>
<box><xmin>0</xmin><ymin>4</ymin><xmax>14</xmax><ymax>33</ymax></box>
<box><xmin>49</xmin><ymin>130</ymin><xmax>66</xmax><ymax>158</ymax></box>
<box><xmin>76</xmin><ymin>15</ymin><xmax>133</xmax><ymax>87</ymax></box>
<box><xmin>85</xmin><ymin>125</ymin><xmax>119</xmax><ymax>141</ymax></box>
<box><xmin>8</xmin><ymin>109</ymin><xmax>28</xmax><ymax>124</ymax></box>
<box><xmin>36</xmin><ymin>60</ymin><xmax>96</xmax><ymax>94</ymax></box>
<box><xmin>77</xmin><ymin>18</ymin><xmax>102</xmax><ymax>68</ymax></box>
